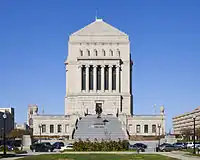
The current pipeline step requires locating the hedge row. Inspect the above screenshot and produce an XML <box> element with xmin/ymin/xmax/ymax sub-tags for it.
<box><xmin>73</xmin><ymin>139</ymin><xmax>129</xmax><ymax>151</ymax></box>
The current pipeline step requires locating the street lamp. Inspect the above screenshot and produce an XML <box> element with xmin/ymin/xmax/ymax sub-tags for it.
<box><xmin>38</xmin><ymin>124</ymin><xmax>42</xmax><ymax>143</ymax></box>
<box><xmin>193</xmin><ymin>115</ymin><xmax>196</xmax><ymax>155</ymax></box>
<box><xmin>0</xmin><ymin>128</ymin><xmax>3</xmax><ymax>140</ymax></box>
<box><xmin>3</xmin><ymin>113</ymin><xmax>7</xmax><ymax>156</ymax></box>
<box><xmin>158</xmin><ymin>124</ymin><xmax>161</xmax><ymax>146</ymax></box>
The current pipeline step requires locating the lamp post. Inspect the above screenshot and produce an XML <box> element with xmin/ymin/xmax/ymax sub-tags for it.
<box><xmin>193</xmin><ymin>115</ymin><xmax>196</xmax><ymax>155</ymax></box>
<box><xmin>0</xmin><ymin>128</ymin><xmax>3</xmax><ymax>140</ymax></box>
<box><xmin>158</xmin><ymin>124</ymin><xmax>161</xmax><ymax>146</ymax></box>
<box><xmin>3</xmin><ymin>113</ymin><xmax>7</xmax><ymax>156</ymax></box>
<box><xmin>38</xmin><ymin>124</ymin><xmax>42</xmax><ymax>143</ymax></box>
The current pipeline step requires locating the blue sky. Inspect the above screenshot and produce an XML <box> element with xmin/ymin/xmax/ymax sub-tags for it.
<box><xmin>0</xmin><ymin>0</ymin><xmax>200</xmax><ymax>132</ymax></box>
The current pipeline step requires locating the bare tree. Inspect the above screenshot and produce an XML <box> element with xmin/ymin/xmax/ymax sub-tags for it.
<box><xmin>180</xmin><ymin>128</ymin><xmax>192</xmax><ymax>141</ymax></box>
<box><xmin>196</xmin><ymin>127</ymin><xmax>200</xmax><ymax>140</ymax></box>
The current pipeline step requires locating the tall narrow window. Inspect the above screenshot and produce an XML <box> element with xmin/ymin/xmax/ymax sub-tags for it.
<box><xmin>116</xmin><ymin>49</ymin><xmax>120</xmax><ymax>57</ymax></box>
<box><xmin>89</xmin><ymin>66</ymin><xmax>93</xmax><ymax>90</ymax></box>
<box><xmin>80</xmin><ymin>50</ymin><xmax>83</xmax><ymax>56</ymax></box>
<box><xmin>82</xmin><ymin>66</ymin><xmax>86</xmax><ymax>90</ymax></box>
<box><xmin>65</xmin><ymin>124</ymin><xmax>69</xmax><ymax>133</ymax></box>
<box><xmin>112</xmin><ymin>66</ymin><xmax>116</xmax><ymax>90</ymax></box>
<box><xmin>42</xmin><ymin>124</ymin><xmax>46</xmax><ymax>133</ymax></box>
<box><xmin>152</xmin><ymin>124</ymin><xmax>156</xmax><ymax>133</ymax></box>
<box><xmin>87</xmin><ymin>49</ymin><xmax>90</xmax><ymax>56</ymax></box>
<box><xmin>136</xmin><ymin>125</ymin><xmax>141</xmax><ymax>133</ymax></box>
<box><xmin>105</xmin><ymin>66</ymin><xmax>109</xmax><ymax>90</ymax></box>
<box><xmin>144</xmin><ymin>125</ymin><xmax>148</xmax><ymax>133</ymax></box>
<box><xmin>50</xmin><ymin>125</ymin><xmax>54</xmax><ymax>133</ymax></box>
<box><xmin>94</xmin><ymin>49</ymin><xmax>97</xmax><ymax>56</ymax></box>
<box><xmin>102</xmin><ymin>49</ymin><xmax>106</xmax><ymax>56</ymax></box>
<box><xmin>97</xmin><ymin>66</ymin><xmax>101</xmax><ymax>90</ymax></box>
<box><xmin>57</xmin><ymin>124</ymin><xmax>62</xmax><ymax>133</ymax></box>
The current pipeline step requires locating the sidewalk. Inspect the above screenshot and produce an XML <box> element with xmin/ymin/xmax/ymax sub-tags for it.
<box><xmin>1</xmin><ymin>151</ymin><xmax>200</xmax><ymax>160</ymax></box>
<box><xmin>159</xmin><ymin>152</ymin><xmax>200</xmax><ymax>160</ymax></box>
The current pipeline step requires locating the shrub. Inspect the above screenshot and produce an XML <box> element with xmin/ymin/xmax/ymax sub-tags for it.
<box><xmin>73</xmin><ymin>139</ymin><xmax>129</xmax><ymax>151</ymax></box>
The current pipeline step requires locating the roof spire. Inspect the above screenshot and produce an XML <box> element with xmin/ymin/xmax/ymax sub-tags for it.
<box><xmin>95</xmin><ymin>9</ymin><xmax>98</xmax><ymax>20</ymax></box>
<box><xmin>95</xmin><ymin>9</ymin><xmax>103</xmax><ymax>22</ymax></box>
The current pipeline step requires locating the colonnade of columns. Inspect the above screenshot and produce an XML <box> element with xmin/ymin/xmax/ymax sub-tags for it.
<box><xmin>81</xmin><ymin>64</ymin><xmax>120</xmax><ymax>92</ymax></box>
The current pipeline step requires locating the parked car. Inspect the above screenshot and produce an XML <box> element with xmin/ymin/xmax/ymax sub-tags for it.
<box><xmin>158</xmin><ymin>143</ymin><xmax>177</xmax><ymax>152</ymax></box>
<box><xmin>173</xmin><ymin>142</ymin><xmax>187</xmax><ymax>149</ymax></box>
<box><xmin>187</xmin><ymin>142</ymin><xmax>194</xmax><ymax>148</ymax></box>
<box><xmin>30</xmin><ymin>142</ymin><xmax>54</xmax><ymax>152</ymax></box>
<box><xmin>197</xmin><ymin>145</ymin><xmax>200</xmax><ymax>151</ymax></box>
<box><xmin>191</xmin><ymin>142</ymin><xmax>200</xmax><ymax>148</ymax></box>
<box><xmin>53</xmin><ymin>142</ymin><xmax>64</xmax><ymax>149</ymax></box>
<box><xmin>60</xmin><ymin>143</ymin><xmax>73</xmax><ymax>151</ymax></box>
<box><xmin>129</xmin><ymin>144</ymin><xmax>145</xmax><ymax>152</ymax></box>
<box><xmin>133</xmin><ymin>143</ymin><xmax>147</xmax><ymax>149</ymax></box>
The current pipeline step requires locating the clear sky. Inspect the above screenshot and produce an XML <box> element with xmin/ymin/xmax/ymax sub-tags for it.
<box><xmin>0</xmin><ymin>0</ymin><xmax>200</xmax><ymax>132</ymax></box>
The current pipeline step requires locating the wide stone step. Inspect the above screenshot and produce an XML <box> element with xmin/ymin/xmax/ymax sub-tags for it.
<box><xmin>73</xmin><ymin>115</ymin><xmax>128</xmax><ymax>141</ymax></box>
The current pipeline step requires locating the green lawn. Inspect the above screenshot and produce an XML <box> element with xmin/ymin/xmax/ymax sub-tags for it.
<box><xmin>17</xmin><ymin>154</ymin><xmax>178</xmax><ymax>160</ymax></box>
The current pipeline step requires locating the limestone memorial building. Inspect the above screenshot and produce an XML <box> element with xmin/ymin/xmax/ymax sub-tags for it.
<box><xmin>31</xmin><ymin>19</ymin><xmax>165</xmax><ymax>141</ymax></box>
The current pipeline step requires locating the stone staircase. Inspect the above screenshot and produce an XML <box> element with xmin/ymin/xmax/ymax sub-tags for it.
<box><xmin>73</xmin><ymin>114</ymin><xmax>128</xmax><ymax>141</ymax></box>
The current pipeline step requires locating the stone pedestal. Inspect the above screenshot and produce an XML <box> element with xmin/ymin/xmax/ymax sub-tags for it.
<box><xmin>22</xmin><ymin>135</ymin><xmax>32</xmax><ymax>147</ymax></box>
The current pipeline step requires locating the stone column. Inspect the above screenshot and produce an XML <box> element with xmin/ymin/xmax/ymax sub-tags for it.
<box><xmin>86</xmin><ymin>65</ymin><xmax>89</xmax><ymax>92</ymax></box>
<box><xmin>109</xmin><ymin>65</ymin><xmax>112</xmax><ymax>92</ymax></box>
<box><xmin>93</xmin><ymin>65</ymin><xmax>97</xmax><ymax>92</ymax></box>
<box><xmin>78</xmin><ymin>65</ymin><xmax>82</xmax><ymax>91</ymax></box>
<box><xmin>101</xmin><ymin>65</ymin><xmax>105</xmax><ymax>91</ymax></box>
<box><xmin>116</xmin><ymin>65</ymin><xmax>120</xmax><ymax>92</ymax></box>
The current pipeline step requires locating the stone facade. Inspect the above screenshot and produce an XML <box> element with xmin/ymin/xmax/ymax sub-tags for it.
<box><xmin>127</xmin><ymin>115</ymin><xmax>165</xmax><ymax>136</ymax></box>
<box><xmin>32</xmin><ymin>18</ymin><xmax>165</xmax><ymax>139</ymax></box>
<box><xmin>173</xmin><ymin>106</ymin><xmax>200</xmax><ymax>134</ymax></box>
<box><xmin>33</xmin><ymin>114</ymin><xmax>78</xmax><ymax>139</ymax></box>
<box><xmin>65</xmin><ymin>19</ymin><xmax>131</xmax><ymax>116</ymax></box>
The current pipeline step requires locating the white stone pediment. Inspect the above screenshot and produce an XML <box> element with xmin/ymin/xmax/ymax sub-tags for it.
<box><xmin>71</xmin><ymin>19</ymin><xmax>127</xmax><ymax>37</ymax></box>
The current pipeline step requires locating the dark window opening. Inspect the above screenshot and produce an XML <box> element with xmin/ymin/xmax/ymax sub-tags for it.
<box><xmin>42</xmin><ymin>124</ymin><xmax>46</xmax><ymax>133</ymax></box>
<box><xmin>112</xmin><ymin>66</ymin><xmax>116</xmax><ymax>90</ymax></box>
<box><xmin>97</xmin><ymin>66</ymin><xmax>101</xmax><ymax>90</ymax></box>
<box><xmin>105</xmin><ymin>66</ymin><xmax>109</xmax><ymax>90</ymax></box>
<box><xmin>89</xmin><ymin>66</ymin><xmax>93</xmax><ymax>90</ymax></box>
<box><xmin>82</xmin><ymin>66</ymin><xmax>86</xmax><ymax>90</ymax></box>
<box><xmin>136</xmin><ymin>125</ymin><xmax>140</xmax><ymax>133</ymax></box>
<box><xmin>58</xmin><ymin>124</ymin><xmax>62</xmax><ymax>133</ymax></box>
<box><xmin>144</xmin><ymin>125</ymin><xmax>148</xmax><ymax>133</ymax></box>
<box><xmin>152</xmin><ymin>125</ymin><xmax>156</xmax><ymax>133</ymax></box>
<box><xmin>50</xmin><ymin>125</ymin><xmax>54</xmax><ymax>133</ymax></box>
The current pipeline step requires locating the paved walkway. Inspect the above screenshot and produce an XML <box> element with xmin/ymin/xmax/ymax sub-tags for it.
<box><xmin>1</xmin><ymin>151</ymin><xmax>200</xmax><ymax>160</ymax></box>
<box><xmin>159</xmin><ymin>152</ymin><xmax>200</xmax><ymax>160</ymax></box>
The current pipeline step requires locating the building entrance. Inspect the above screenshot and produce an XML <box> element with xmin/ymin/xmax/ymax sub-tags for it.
<box><xmin>95</xmin><ymin>103</ymin><xmax>102</xmax><ymax>117</ymax></box>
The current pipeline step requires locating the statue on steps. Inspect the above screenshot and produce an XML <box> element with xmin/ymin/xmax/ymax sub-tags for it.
<box><xmin>95</xmin><ymin>105</ymin><xmax>102</xmax><ymax>118</ymax></box>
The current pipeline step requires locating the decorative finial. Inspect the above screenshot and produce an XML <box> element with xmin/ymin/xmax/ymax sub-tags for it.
<box><xmin>95</xmin><ymin>9</ymin><xmax>98</xmax><ymax>20</ymax></box>
<box><xmin>95</xmin><ymin>9</ymin><xmax>102</xmax><ymax>21</ymax></box>
<box><xmin>160</xmin><ymin>105</ymin><xmax>165</xmax><ymax>115</ymax></box>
